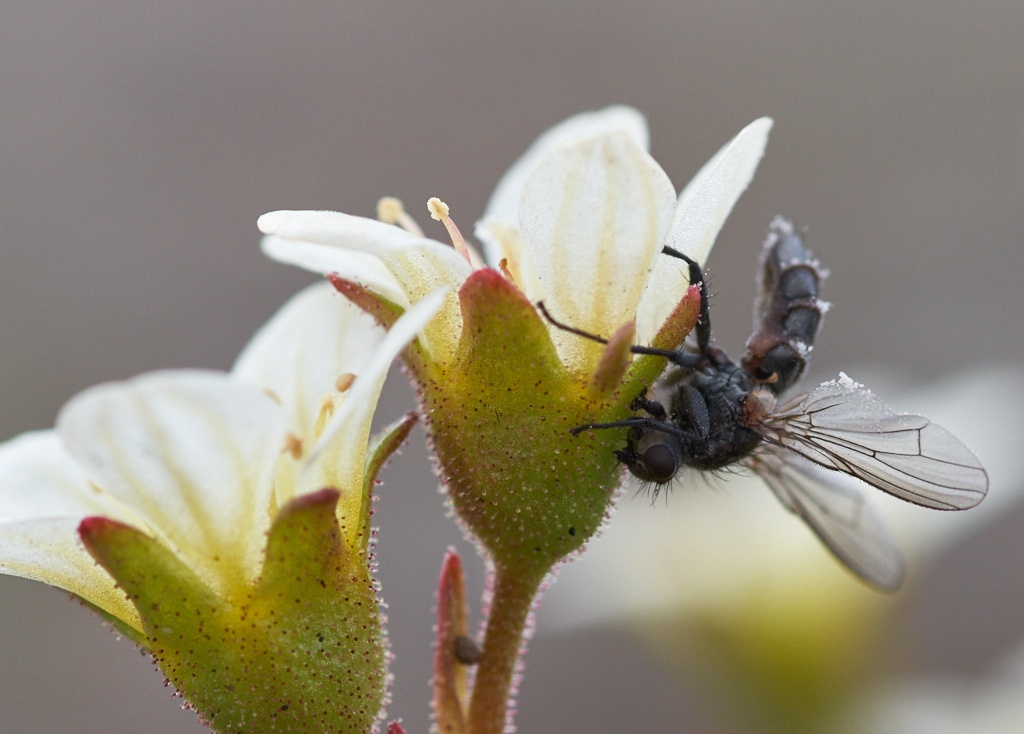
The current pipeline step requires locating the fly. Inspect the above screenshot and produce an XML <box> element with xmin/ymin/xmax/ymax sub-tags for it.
<box><xmin>541</xmin><ymin>217</ymin><xmax>988</xmax><ymax>590</ymax></box>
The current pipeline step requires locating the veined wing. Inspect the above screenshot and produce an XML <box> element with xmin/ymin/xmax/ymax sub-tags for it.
<box><xmin>747</xmin><ymin>448</ymin><xmax>905</xmax><ymax>591</ymax></box>
<box><xmin>757</xmin><ymin>374</ymin><xmax>988</xmax><ymax>510</ymax></box>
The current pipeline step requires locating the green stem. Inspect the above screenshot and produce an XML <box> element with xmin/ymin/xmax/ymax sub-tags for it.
<box><xmin>466</xmin><ymin>563</ymin><xmax>545</xmax><ymax>734</ymax></box>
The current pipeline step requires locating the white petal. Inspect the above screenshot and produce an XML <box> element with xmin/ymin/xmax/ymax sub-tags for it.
<box><xmin>259</xmin><ymin>210</ymin><xmax>471</xmax><ymax>292</ymax></box>
<box><xmin>0</xmin><ymin>432</ymin><xmax>136</xmax><ymax>522</ymax></box>
<box><xmin>232</xmin><ymin>282</ymin><xmax>383</xmax><ymax>445</ymax></box>
<box><xmin>299</xmin><ymin>288</ymin><xmax>449</xmax><ymax>499</ymax></box>
<box><xmin>260</xmin><ymin>209</ymin><xmax>471</xmax><ymax>361</ymax></box>
<box><xmin>0</xmin><ymin>432</ymin><xmax>143</xmax><ymax>628</ymax></box>
<box><xmin>57</xmin><ymin>370</ymin><xmax>286</xmax><ymax>595</ymax></box>
<box><xmin>259</xmin><ymin>210</ymin><xmax>429</xmax><ymax>253</ymax></box>
<box><xmin>477</xmin><ymin>106</ymin><xmax>649</xmax><ymax>267</ymax></box>
<box><xmin>264</xmin><ymin>236</ymin><xmax>411</xmax><ymax>307</ymax></box>
<box><xmin>0</xmin><ymin>517</ymin><xmax>142</xmax><ymax>629</ymax></box>
<box><xmin>636</xmin><ymin>118</ymin><xmax>772</xmax><ymax>343</ymax></box>
<box><xmin>516</xmin><ymin>131</ymin><xmax>677</xmax><ymax>374</ymax></box>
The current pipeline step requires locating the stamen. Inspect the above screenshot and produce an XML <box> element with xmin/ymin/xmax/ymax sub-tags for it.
<box><xmin>283</xmin><ymin>433</ymin><xmax>304</xmax><ymax>460</ymax></box>
<box><xmin>484</xmin><ymin>221</ymin><xmax>522</xmax><ymax>285</ymax></box>
<box><xmin>314</xmin><ymin>394</ymin><xmax>336</xmax><ymax>440</ymax></box>
<box><xmin>336</xmin><ymin>372</ymin><xmax>356</xmax><ymax>393</ymax></box>
<box><xmin>427</xmin><ymin>197</ymin><xmax>473</xmax><ymax>265</ymax></box>
<box><xmin>498</xmin><ymin>257</ymin><xmax>518</xmax><ymax>286</ymax></box>
<box><xmin>377</xmin><ymin>196</ymin><xmax>424</xmax><ymax>237</ymax></box>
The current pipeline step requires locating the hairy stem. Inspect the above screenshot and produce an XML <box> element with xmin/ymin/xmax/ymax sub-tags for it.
<box><xmin>466</xmin><ymin>564</ymin><xmax>545</xmax><ymax>734</ymax></box>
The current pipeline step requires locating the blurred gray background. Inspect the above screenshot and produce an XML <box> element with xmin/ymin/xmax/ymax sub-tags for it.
<box><xmin>1</xmin><ymin>2</ymin><xmax>1022</xmax><ymax>732</ymax></box>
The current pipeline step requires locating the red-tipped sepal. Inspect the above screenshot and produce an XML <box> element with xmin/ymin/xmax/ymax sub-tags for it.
<box><xmin>329</xmin><ymin>274</ymin><xmax>435</xmax><ymax>377</ymax></box>
<box><xmin>621</xmin><ymin>283</ymin><xmax>702</xmax><ymax>398</ymax></box>
<box><xmin>329</xmin><ymin>274</ymin><xmax>405</xmax><ymax>330</ymax></box>
<box><xmin>80</xmin><ymin>489</ymin><xmax>388</xmax><ymax>733</ymax></box>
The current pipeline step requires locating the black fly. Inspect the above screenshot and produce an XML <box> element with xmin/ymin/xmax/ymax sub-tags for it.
<box><xmin>541</xmin><ymin>217</ymin><xmax>988</xmax><ymax>590</ymax></box>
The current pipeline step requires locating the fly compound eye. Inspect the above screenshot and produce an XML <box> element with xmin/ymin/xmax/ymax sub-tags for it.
<box><xmin>637</xmin><ymin>441</ymin><xmax>679</xmax><ymax>484</ymax></box>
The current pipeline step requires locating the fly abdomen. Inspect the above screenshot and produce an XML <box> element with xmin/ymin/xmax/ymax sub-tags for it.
<box><xmin>741</xmin><ymin>217</ymin><xmax>828</xmax><ymax>394</ymax></box>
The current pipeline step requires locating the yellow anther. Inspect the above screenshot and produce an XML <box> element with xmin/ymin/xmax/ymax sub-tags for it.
<box><xmin>282</xmin><ymin>433</ymin><xmax>304</xmax><ymax>460</ymax></box>
<box><xmin>426</xmin><ymin>197</ymin><xmax>473</xmax><ymax>265</ymax></box>
<box><xmin>376</xmin><ymin>196</ymin><xmax>424</xmax><ymax>237</ymax></box>
<box><xmin>336</xmin><ymin>373</ymin><xmax>356</xmax><ymax>393</ymax></box>
<box><xmin>498</xmin><ymin>257</ymin><xmax>518</xmax><ymax>286</ymax></box>
<box><xmin>377</xmin><ymin>196</ymin><xmax>404</xmax><ymax>223</ymax></box>
<box><xmin>427</xmin><ymin>197</ymin><xmax>450</xmax><ymax>220</ymax></box>
<box><xmin>484</xmin><ymin>221</ymin><xmax>523</xmax><ymax>284</ymax></box>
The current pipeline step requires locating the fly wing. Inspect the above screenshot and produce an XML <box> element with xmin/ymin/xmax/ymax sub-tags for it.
<box><xmin>758</xmin><ymin>374</ymin><xmax>988</xmax><ymax>510</ymax></box>
<box><xmin>747</xmin><ymin>448</ymin><xmax>905</xmax><ymax>591</ymax></box>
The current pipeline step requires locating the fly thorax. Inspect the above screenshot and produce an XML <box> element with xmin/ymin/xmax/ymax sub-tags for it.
<box><xmin>671</xmin><ymin>368</ymin><xmax>762</xmax><ymax>470</ymax></box>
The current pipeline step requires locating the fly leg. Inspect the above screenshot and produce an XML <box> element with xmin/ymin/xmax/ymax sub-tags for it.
<box><xmin>535</xmin><ymin>301</ymin><xmax>700</xmax><ymax>368</ymax></box>
<box><xmin>661</xmin><ymin>246</ymin><xmax>711</xmax><ymax>352</ymax></box>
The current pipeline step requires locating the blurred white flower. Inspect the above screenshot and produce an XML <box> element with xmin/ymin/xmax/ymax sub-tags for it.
<box><xmin>849</xmin><ymin>638</ymin><xmax>1024</xmax><ymax>734</ymax></box>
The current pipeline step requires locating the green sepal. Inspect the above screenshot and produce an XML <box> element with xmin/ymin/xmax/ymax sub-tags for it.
<box><xmin>75</xmin><ymin>598</ymin><xmax>149</xmax><ymax>648</ymax></box>
<box><xmin>364</xmin><ymin>411</ymin><xmax>418</xmax><ymax>498</ymax></box>
<box><xmin>329</xmin><ymin>274</ymin><xmax>404</xmax><ymax>330</ymax></box>
<box><xmin>78</xmin><ymin>515</ymin><xmax>225</xmax><ymax>639</ymax></box>
<box><xmin>79</xmin><ymin>489</ymin><xmax>386</xmax><ymax>733</ymax></box>
<box><xmin>360</xmin><ymin>410</ymin><xmax>418</xmax><ymax>554</ymax></box>
<box><xmin>417</xmin><ymin>269</ymin><xmax>629</xmax><ymax>577</ymax></box>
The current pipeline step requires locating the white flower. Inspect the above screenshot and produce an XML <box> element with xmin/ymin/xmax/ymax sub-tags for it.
<box><xmin>259</xmin><ymin>106</ymin><xmax>771</xmax><ymax>377</ymax></box>
<box><xmin>0</xmin><ymin>283</ymin><xmax>445</xmax><ymax>634</ymax></box>
<box><xmin>850</xmin><ymin>638</ymin><xmax>1024</xmax><ymax>734</ymax></box>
